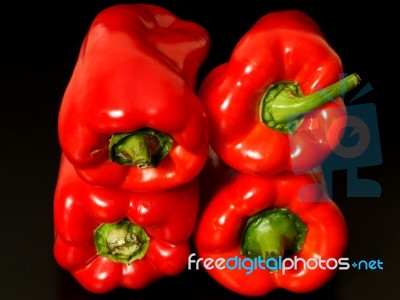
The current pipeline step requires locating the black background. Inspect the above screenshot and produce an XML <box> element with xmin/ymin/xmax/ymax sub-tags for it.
<box><xmin>1</xmin><ymin>0</ymin><xmax>398</xmax><ymax>299</ymax></box>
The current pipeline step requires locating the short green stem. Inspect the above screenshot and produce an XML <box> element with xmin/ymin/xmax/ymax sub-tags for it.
<box><xmin>260</xmin><ymin>73</ymin><xmax>361</xmax><ymax>133</ymax></box>
<box><xmin>94</xmin><ymin>220</ymin><xmax>150</xmax><ymax>264</ymax></box>
<box><xmin>240</xmin><ymin>208</ymin><xmax>307</xmax><ymax>260</ymax></box>
<box><xmin>108</xmin><ymin>128</ymin><xmax>173</xmax><ymax>168</ymax></box>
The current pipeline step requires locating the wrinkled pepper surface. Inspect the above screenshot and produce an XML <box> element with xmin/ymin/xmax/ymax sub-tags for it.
<box><xmin>194</xmin><ymin>164</ymin><xmax>348</xmax><ymax>296</ymax></box>
<box><xmin>53</xmin><ymin>155</ymin><xmax>199</xmax><ymax>293</ymax></box>
<box><xmin>58</xmin><ymin>4</ymin><xmax>210</xmax><ymax>192</ymax></box>
<box><xmin>198</xmin><ymin>10</ymin><xmax>360</xmax><ymax>176</ymax></box>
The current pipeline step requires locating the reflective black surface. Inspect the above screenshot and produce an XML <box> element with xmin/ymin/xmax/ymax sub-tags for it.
<box><xmin>1</xmin><ymin>1</ymin><xmax>397</xmax><ymax>299</ymax></box>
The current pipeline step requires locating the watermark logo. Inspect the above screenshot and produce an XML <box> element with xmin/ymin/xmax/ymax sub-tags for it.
<box><xmin>188</xmin><ymin>253</ymin><xmax>384</xmax><ymax>275</ymax></box>
<box><xmin>321</xmin><ymin>103</ymin><xmax>382</xmax><ymax>198</ymax></box>
<box><xmin>290</xmin><ymin>76</ymin><xmax>382</xmax><ymax>199</ymax></box>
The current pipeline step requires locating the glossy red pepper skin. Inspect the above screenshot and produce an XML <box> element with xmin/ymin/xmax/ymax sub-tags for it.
<box><xmin>58</xmin><ymin>4</ymin><xmax>210</xmax><ymax>192</ymax></box>
<box><xmin>53</xmin><ymin>155</ymin><xmax>199</xmax><ymax>293</ymax></box>
<box><xmin>198</xmin><ymin>10</ymin><xmax>347</xmax><ymax>176</ymax></box>
<box><xmin>194</xmin><ymin>165</ymin><xmax>348</xmax><ymax>296</ymax></box>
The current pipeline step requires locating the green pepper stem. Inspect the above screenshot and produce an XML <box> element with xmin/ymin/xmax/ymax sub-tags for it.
<box><xmin>108</xmin><ymin>128</ymin><xmax>173</xmax><ymax>168</ymax></box>
<box><xmin>260</xmin><ymin>73</ymin><xmax>361</xmax><ymax>133</ymax></box>
<box><xmin>240</xmin><ymin>208</ymin><xmax>307</xmax><ymax>260</ymax></box>
<box><xmin>94</xmin><ymin>220</ymin><xmax>150</xmax><ymax>264</ymax></box>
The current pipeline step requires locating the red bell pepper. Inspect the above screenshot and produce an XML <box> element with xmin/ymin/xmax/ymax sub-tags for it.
<box><xmin>194</xmin><ymin>165</ymin><xmax>348</xmax><ymax>296</ymax></box>
<box><xmin>198</xmin><ymin>9</ymin><xmax>360</xmax><ymax>176</ymax></box>
<box><xmin>53</xmin><ymin>155</ymin><xmax>199</xmax><ymax>293</ymax></box>
<box><xmin>58</xmin><ymin>4</ymin><xmax>210</xmax><ymax>192</ymax></box>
